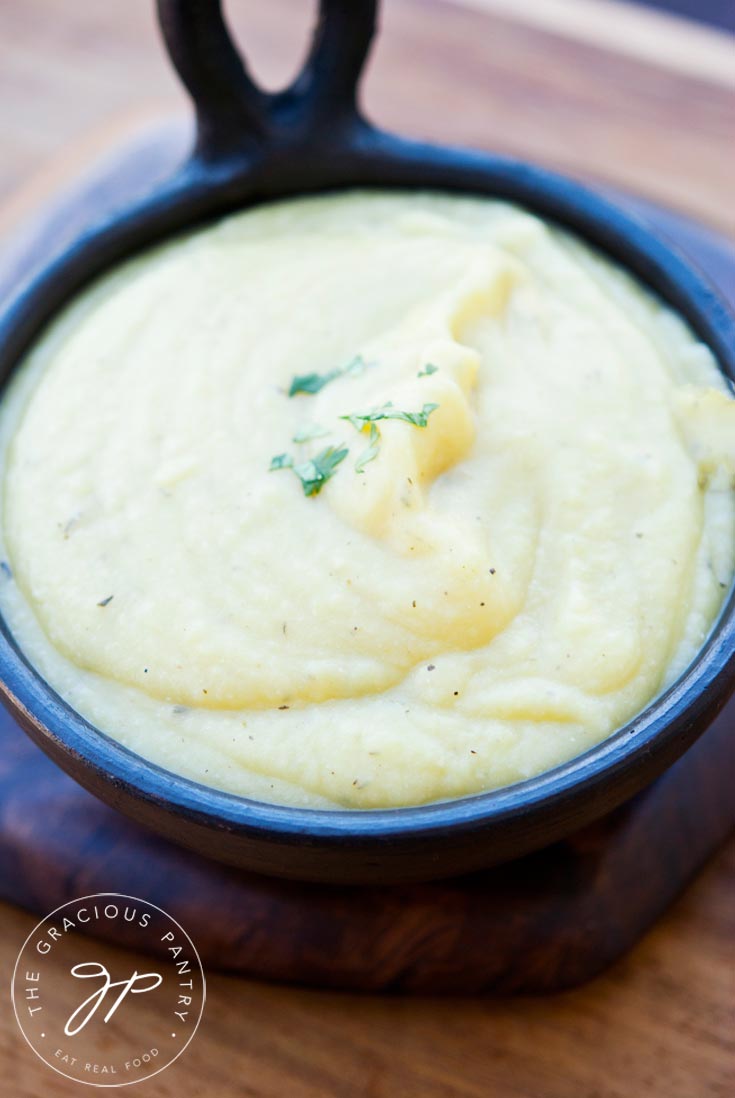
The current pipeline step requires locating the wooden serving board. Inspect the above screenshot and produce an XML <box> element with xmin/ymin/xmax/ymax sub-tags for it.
<box><xmin>0</xmin><ymin>123</ymin><xmax>733</xmax><ymax>994</ymax></box>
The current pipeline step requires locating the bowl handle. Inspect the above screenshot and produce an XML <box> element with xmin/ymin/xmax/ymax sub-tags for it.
<box><xmin>156</xmin><ymin>0</ymin><xmax>378</xmax><ymax>159</ymax></box>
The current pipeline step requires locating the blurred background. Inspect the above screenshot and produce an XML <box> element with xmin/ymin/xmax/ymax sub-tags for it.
<box><xmin>0</xmin><ymin>0</ymin><xmax>732</xmax><ymax>232</ymax></box>
<box><xmin>646</xmin><ymin>0</ymin><xmax>732</xmax><ymax>28</ymax></box>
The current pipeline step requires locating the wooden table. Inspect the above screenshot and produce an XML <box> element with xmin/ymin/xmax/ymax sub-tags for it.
<box><xmin>1</xmin><ymin>1</ymin><xmax>734</xmax><ymax>1094</ymax></box>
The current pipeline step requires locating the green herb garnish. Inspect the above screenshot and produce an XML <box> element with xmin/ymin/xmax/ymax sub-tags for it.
<box><xmin>417</xmin><ymin>363</ymin><xmax>439</xmax><ymax>377</ymax></box>
<box><xmin>341</xmin><ymin>401</ymin><xmax>439</xmax><ymax>431</ymax></box>
<box><xmin>292</xmin><ymin>423</ymin><xmax>330</xmax><ymax>443</ymax></box>
<box><xmin>270</xmin><ymin>445</ymin><xmax>349</xmax><ymax>496</ymax></box>
<box><xmin>294</xmin><ymin>445</ymin><xmax>349</xmax><ymax>495</ymax></box>
<box><xmin>288</xmin><ymin>371</ymin><xmax>340</xmax><ymax>396</ymax></box>
<box><xmin>269</xmin><ymin>453</ymin><xmax>293</xmax><ymax>471</ymax></box>
<box><xmin>288</xmin><ymin>355</ymin><xmax>368</xmax><ymax>397</ymax></box>
<box><xmin>355</xmin><ymin>423</ymin><xmax>380</xmax><ymax>473</ymax></box>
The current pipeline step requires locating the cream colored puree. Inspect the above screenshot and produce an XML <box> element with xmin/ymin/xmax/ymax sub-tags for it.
<box><xmin>0</xmin><ymin>191</ymin><xmax>733</xmax><ymax>809</ymax></box>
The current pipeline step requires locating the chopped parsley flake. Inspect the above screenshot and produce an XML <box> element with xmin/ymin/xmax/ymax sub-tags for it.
<box><xmin>270</xmin><ymin>444</ymin><xmax>349</xmax><ymax>496</ymax></box>
<box><xmin>292</xmin><ymin>423</ymin><xmax>330</xmax><ymax>443</ymax></box>
<box><xmin>295</xmin><ymin>445</ymin><xmax>349</xmax><ymax>495</ymax></box>
<box><xmin>288</xmin><ymin>355</ymin><xmax>368</xmax><ymax>397</ymax></box>
<box><xmin>355</xmin><ymin>423</ymin><xmax>380</xmax><ymax>473</ymax></box>
<box><xmin>269</xmin><ymin>453</ymin><xmax>293</xmax><ymax>471</ymax></box>
<box><xmin>341</xmin><ymin>401</ymin><xmax>439</xmax><ymax>431</ymax></box>
<box><xmin>417</xmin><ymin>363</ymin><xmax>439</xmax><ymax>377</ymax></box>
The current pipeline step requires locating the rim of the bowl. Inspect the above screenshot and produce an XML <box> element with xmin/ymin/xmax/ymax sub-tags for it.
<box><xmin>0</xmin><ymin>140</ymin><xmax>734</xmax><ymax>845</ymax></box>
<box><xmin>0</xmin><ymin>589</ymin><xmax>733</xmax><ymax>842</ymax></box>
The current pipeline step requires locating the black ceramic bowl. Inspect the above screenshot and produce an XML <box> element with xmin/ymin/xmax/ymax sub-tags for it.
<box><xmin>0</xmin><ymin>0</ymin><xmax>733</xmax><ymax>884</ymax></box>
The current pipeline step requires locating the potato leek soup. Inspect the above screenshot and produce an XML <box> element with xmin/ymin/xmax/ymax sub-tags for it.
<box><xmin>0</xmin><ymin>191</ymin><xmax>733</xmax><ymax>809</ymax></box>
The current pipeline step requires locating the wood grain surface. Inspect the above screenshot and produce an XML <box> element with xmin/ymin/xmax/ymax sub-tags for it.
<box><xmin>1</xmin><ymin>0</ymin><xmax>734</xmax><ymax>1094</ymax></box>
<box><xmin>0</xmin><ymin>0</ymin><xmax>733</xmax><ymax>234</ymax></box>
<box><xmin>2</xmin><ymin>647</ymin><xmax>734</xmax><ymax>995</ymax></box>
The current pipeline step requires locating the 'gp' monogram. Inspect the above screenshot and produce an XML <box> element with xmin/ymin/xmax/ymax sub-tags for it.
<box><xmin>64</xmin><ymin>962</ymin><xmax>163</xmax><ymax>1036</ymax></box>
